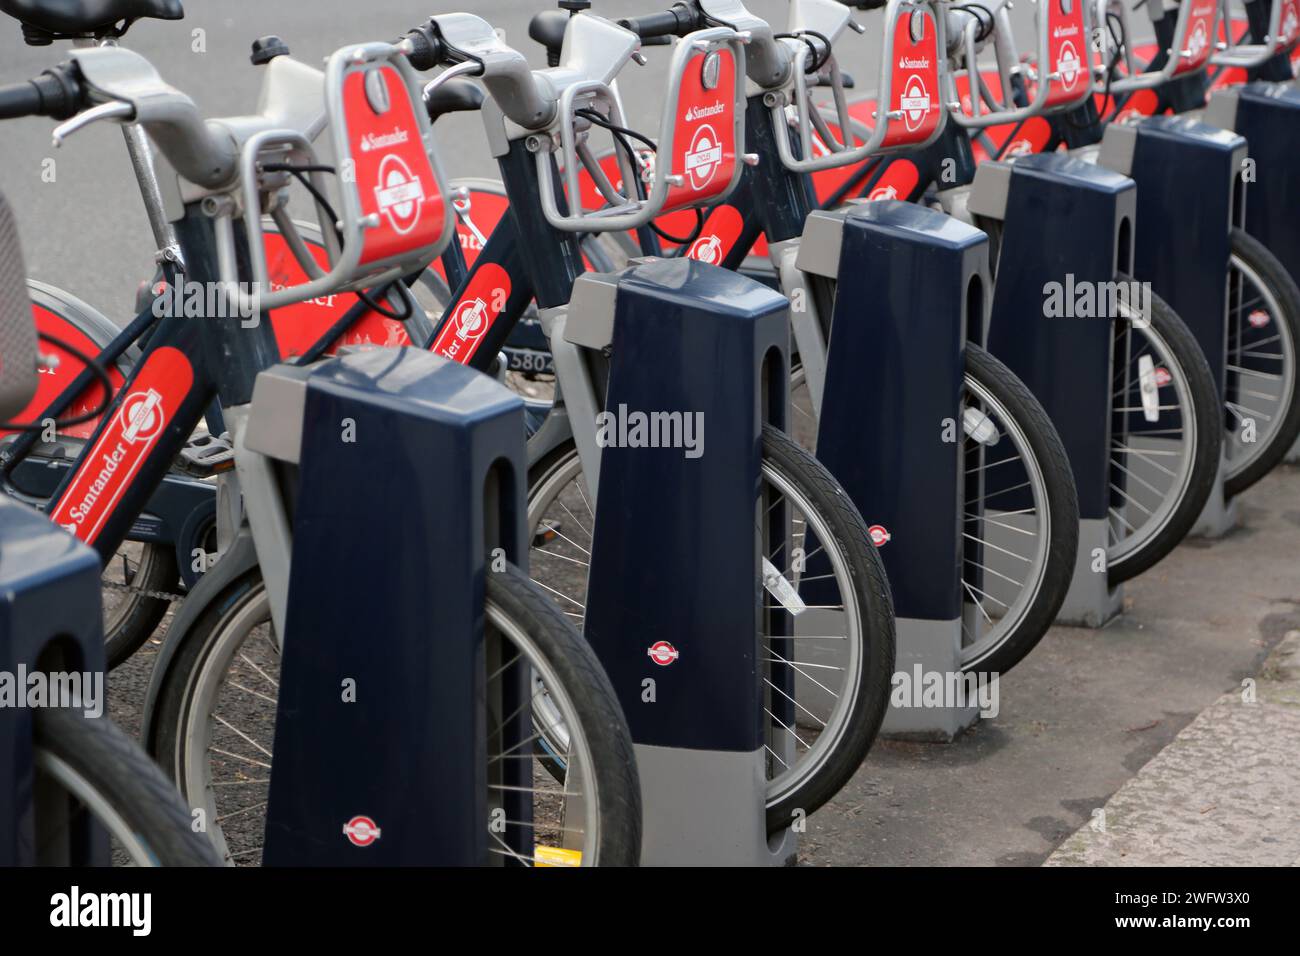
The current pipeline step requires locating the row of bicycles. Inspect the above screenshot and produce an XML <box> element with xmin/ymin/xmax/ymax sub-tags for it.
<box><xmin>0</xmin><ymin>0</ymin><xmax>1296</xmax><ymax>865</ymax></box>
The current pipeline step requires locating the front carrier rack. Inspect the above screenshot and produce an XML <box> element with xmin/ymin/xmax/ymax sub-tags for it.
<box><xmin>536</xmin><ymin>19</ymin><xmax>750</xmax><ymax>232</ymax></box>
<box><xmin>229</xmin><ymin>41</ymin><xmax>455</xmax><ymax>312</ymax></box>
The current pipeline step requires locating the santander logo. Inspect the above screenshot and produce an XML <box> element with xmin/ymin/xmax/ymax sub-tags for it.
<box><xmin>684</xmin><ymin>102</ymin><xmax>726</xmax><ymax>122</ymax></box>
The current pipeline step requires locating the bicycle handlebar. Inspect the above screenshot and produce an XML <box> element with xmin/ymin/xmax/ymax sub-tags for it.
<box><xmin>0</xmin><ymin>66</ymin><xmax>84</xmax><ymax>121</ymax></box>
<box><xmin>617</xmin><ymin>6</ymin><xmax>703</xmax><ymax>40</ymax></box>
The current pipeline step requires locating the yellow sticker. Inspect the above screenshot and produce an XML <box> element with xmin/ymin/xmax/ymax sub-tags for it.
<box><xmin>535</xmin><ymin>846</ymin><xmax>583</xmax><ymax>868</ymax></box>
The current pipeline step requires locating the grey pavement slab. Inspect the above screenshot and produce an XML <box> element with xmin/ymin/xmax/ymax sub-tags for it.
<box><xmin>1046</xmin><ymin>630</ymin><xmax>1300</xmax><ymax>867</ymax></box>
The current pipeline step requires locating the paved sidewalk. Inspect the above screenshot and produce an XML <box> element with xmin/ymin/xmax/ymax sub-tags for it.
<box><xmin>800</xmin><ymin>464</ymin><xmax>1300</xmax><ymax>866</ymax></box>
<box><xmin>1046</xmin><ymin>630</ymin><xmax>1300</xmax><ymax>867</ymax></box>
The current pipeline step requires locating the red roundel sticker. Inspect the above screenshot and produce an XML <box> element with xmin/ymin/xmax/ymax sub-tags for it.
<box><xmin>868</xmin><ymin>525</ymin><xmax>892</xmax><ymax>547</ymax></box>
<box><xmin>1153</xmin><ymin>367</ymin><xmax>1173</xmax><ymax>387</ymax></box>
<box><xmin>430</xmin><ymin>263</ymin><xmax>512</xmax><ymax>365</ymax></box>
<box><xmin>1248</xmin><ymin>309</ymin><xmax>1271</xmax><ymax>329</ymax></box>
<box><xmin>344</xmin><ymin>815</ymin><xmax>382</xmax><ymax>847</ymax></box>
<box><xmin>647</xmin><ymin>641</ymin><xmax>679</xmax><ymax>666</ymax></box>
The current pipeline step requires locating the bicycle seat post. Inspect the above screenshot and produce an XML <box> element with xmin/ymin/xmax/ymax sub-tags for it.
<box><xmin>72</xmin><ymin>37</ymin><xmax>183</xmax><ymax>266</ymax></box>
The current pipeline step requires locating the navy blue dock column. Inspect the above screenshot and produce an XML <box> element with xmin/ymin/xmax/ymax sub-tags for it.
<box><xmin>1096</xmin><ymin>117</ymin><xmax>1246</xmax><ymax>533</ymax></box>
<box><xmin>245</xmin><ymin>348</ymin><xmax>528</xmax><ymax>865</ymax></box>
<box><xmin>1206</xmin><ymin>83</ymin><xmax>1300</xmax><ymax>287</ymax></box>
<box><xmin>0</xmin><ymin>497</ymin><xmax>106</xmax><ymax>865</ymax></box>
<box><xmin>796</xmin><ymin>201</ymin><xmax>986</xmax><ymax>739</ymax></box>
<box><xmin>973</xmin><ymin>154</ymin><xmax>1136</xmax><ymax>626</ymax></box>
<box><xmin>567</xmin><ymin>258</ymin><xmax>794</xmax><ymax>865</ymax></box>
<box><xmin>1204</xmin><ymin>82</ymin><xmax>1300</xmax><ymax>464</ymax></box>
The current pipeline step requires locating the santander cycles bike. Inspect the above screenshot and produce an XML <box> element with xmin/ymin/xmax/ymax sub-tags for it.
<box><xmin>391</xmin><ymin>6</ymin><xmax>898</xmax><ymax>835</ymax></box>
<box><xmin>0</xmin><ymin>186</ymin><xmax>218</xmax><ymax>866</ymax></box>
<box><xmin>474</xmin><ymin>0</ymin><xmax>1082</xmax><ymax>678</ymax></box>
<box><xmin>926</xmin><ymin>0</ymin><xmax>1300</xmax><ymax>502</ymax></box>
<box><xmin>767</xmin><ymin>0</ymin><xmax>1227</xmax><ymax>588</ymax></box>
<box><xmin>0</xmin><ymin>0</ymin><xmax>643</xmax><ymax>865</ymax></box>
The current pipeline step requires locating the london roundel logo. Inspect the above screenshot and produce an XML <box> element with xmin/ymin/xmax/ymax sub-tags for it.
<box><xmin>374</xmin><ymin>153</ymin><xmax>425</xmax><ymax>235</ymax></box>
<box><xmin>647</xmin><ymin>641</ymin><xmax>679</xmax><ymax>666</ymax></box>
<box><xmin>900</xmin><ymin>74</ymin><xmax>931</xmax><ymax>133</ymax></box>
<box><xmin>1187</xmin><ymin>19</ymin><xmax>1209</xmax><ymax>63</ymax></box>
<box><xmin>868</xmin><ymin>524</ymin><xmax>892</xmax><ymax>547</ymax></box>
<box><xmin>1153</xmin><ymin>367</ymin><xmax>1172</xmax><ymax>388</ymax></box>
<box><xmin>343</xmin><ymin>815</ymin><xmax>381</xmax><ymax>847</ymax></box>
<box><xmin>683</xmin><ymin>123</ymin><xmax>724</xmax><ymax>190</ymax></box>
<box><xmin>117</xmin><ymin>389</ymin><xmax>165</xmax><ymax>445</ymax></box>
<box><xmin>688</xmin><ymin>233</ymin><xmax>723</xmax><ymax>263</ymax></box>
<box><xmin>1057</xmin><ymin>39</ymin><xmax>1080</xmax><ymax>90</ymax></box>
<box><xmin>450</xmin><ymin>296</ymin><xmax>493</xmax><ymax>341</ymax></box>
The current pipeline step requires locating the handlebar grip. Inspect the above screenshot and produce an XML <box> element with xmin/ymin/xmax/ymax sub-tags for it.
<box><xmin>617</xmin><ymin>6</ymin><xmax>699</xmax><ymax>40</ymax></box>
<box><xmin>0</xmin><ymin>68</ymin><xmax>82</xmax><ymax>121</ymax></box>
<box><xmin>0</xmin><ymin>82</ymin><xmax>42</xmax><ymax>120</ymax></box>
<box><xmin>402</xmin><ymin>25</ymin><xmax>443</xmax><ymax>72</ymax></box>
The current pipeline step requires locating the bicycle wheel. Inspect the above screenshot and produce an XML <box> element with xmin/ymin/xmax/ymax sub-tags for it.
<box><xmin>1223</xmin><ymin>228</ymin><xmax>1300</xmax><ymax>498</ymax></box>
<box><xmin>788</xmin><ymin>345</ymin><xmax>1078</xmax><ymax>676</ymax></box>
<box><xmin>1106</xmin><ymin>275</ymin><xmax>1221</xmax><ymax>585</ymax></box>
<box><xmin>33</xmin><ymin>706</ymin><xmax>219</xmax><ymax>866</ymax></box>
<box><xmin>102</xmin><ymin>541</ymin><xmax>178</xmax><ymax>669</ymax></box>
<box><xmin>148</xmin><ymin>564</ymin><xmax>640</xmax><ymax>866</ymax></box>
<box><xmin>527</xmin><ymin>425</ymin><xmax>895</xmax><ymax>835</ymax></box>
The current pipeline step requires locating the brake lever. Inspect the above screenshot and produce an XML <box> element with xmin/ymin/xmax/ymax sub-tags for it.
<box><xmin>51</xmin><ymin>99</ymin><xmax>134</xmax><ymax>147</ymax></box>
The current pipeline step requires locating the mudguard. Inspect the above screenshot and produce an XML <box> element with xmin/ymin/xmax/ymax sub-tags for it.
<box><xmin>140</xmin><ymin>527</ymin><xmax>260</xmax><ymax>746</ymax></box>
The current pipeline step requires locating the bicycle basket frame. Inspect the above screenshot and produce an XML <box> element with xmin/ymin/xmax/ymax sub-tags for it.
<box><xmin>1212</xmin><ymin>0</ymin><xmax>1300</xmax><ymax>68</ymax></box>
<box><xmin>1096</xmin><ymin>0</ymin><xmax>1222</xmax><ymax>92</ymax></box>
<box><xmin>536</xmin><ymin>25</ymin><xmax>748</xmax><ymax>233</ymax></box>
<box><xmin>944</xmin><ymin>0</ymin><xmax>1095</xmax><ymax>129</ymax></box>
<box><xmin>238</xmin><ymin>42</ymin><xmax>454</xmax><ymax>310</ymax></box>
<box><xmin>773</xmin><ymin>0</ymin><xmax>948</xmax><ymax>173</ymax></box>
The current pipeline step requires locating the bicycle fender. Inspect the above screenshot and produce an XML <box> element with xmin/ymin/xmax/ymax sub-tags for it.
<box><xmin>140</xmin><ymin>527</ymin><xmax>260</xmax><ymax>746</ymax></box>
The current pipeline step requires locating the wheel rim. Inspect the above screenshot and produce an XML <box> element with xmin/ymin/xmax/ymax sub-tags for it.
<box><xmin>787</xmin><ymin>366</ymin><xmax>1050</xmax><ymax>672</ymax></box>
<box><xmin>1106</xmin><ymin>308</ymin><xmax>1199</xmax><ymax>567</ymax></box>
<box><xmin>101</xmin><ymin>541</ymin><xmax>163</xmax><ymax>637</ymax></box>
<box><xmin>525</xmin><ymin>445</ymin><xmax>864</xmax><ymax>811</ymax></box>
<box><xmin>1224</xmin><ymin>251</ymin><xmax>1296</xmax><ymax>481</ymax></box>
<box><xmin>175</xmin><ymin>582</ymin><xmax>602</xmax><ymax>866</ymax></box>
<box><xmin>958</xmin><ymin>374</ymin><xmax>1051</xmax><ymax>670</ymax></box>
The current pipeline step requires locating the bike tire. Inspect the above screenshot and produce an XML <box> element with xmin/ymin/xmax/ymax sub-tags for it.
<box><xmin>148</xmin><ymin>565</ymin><xmax>641</xmax><ymax>866</ymax></box>
<box><xmin>34</xmin><ymin>706</ymin><xmax>219</xmax><ymax>866</ymax></box>
<box><xmin>1223</xmin><ymin>227</ymin><xmax>1300</xmax><ymax>498</ymax></box>
<box><xmin>963</xmin><ymin>344</ymin><xmax>1079</xmax><ymax>674</ymax></box>
<box><xmin>104</xmin><ymin>543</ymin><xmax>178</xmax><ymax>669</ymax></box>
<box><xmin>758</xmin><ymin>424</ymin><xmax>895</xmax><ymax>833</ymax></box>
<box><xmin>527</xmin><ymin>426</ymin><xmax>896</xmax><ymax>835</ymax></box>
<box><xmin>1107</xmin><ymin>276</ymin><xmax>1221</xmax><ymax>585</ymax></box>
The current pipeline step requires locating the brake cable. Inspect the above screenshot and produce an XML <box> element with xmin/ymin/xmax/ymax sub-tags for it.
<box><xmin>574</xmin><ymin>107</ymin><xmax>708</xmax><ymax>251</ymax></box>
<box><xmin>0</xmin><ymin>331</ymin><xmax>114</xmax><ymax>431</ymax></box>
<box><xmin>260</xmin><ymin>162</ymin><xmax>413</xmax><ymax>322</ymax></box>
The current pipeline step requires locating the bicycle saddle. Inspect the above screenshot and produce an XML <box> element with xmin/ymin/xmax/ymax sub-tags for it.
<box><xmin>0</xmin><ymin>192</ymin><xmax>38</xmax><ymax>422</ymax></box>
<box><xmin>425</xmin><ymin>78</ymin><xmax>485</xmax><ymax>122</ymax></box>
<box><xmin>1</xmin><ymin>0</ymin><xmax>182</xmax><ymax>44</ymax></box>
